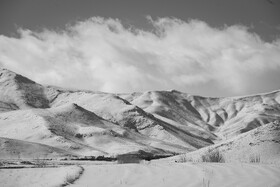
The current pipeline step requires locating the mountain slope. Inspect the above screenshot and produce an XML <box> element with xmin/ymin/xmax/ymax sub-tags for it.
<box><xmin>0</xmin><ymin>137</ymin><xmax>77</xmax><ymax>159</ymax></box>
<box><xmin>171</xmin><ymin>121</ymin><xmax>280</xmax><ymax>163</ymax></box>
<box><xmin>121</xmin><ymin>90</ymin><xmax>280</xmax><ymax>140</ymax></box>
<box><xmin>0</xmin><ymin>102</ymin><xmax>191</xmax><ymax>157</ymax></box>
<box><xmin>0</xmin><ymin>67</ymin><xmax>279</xmax><ymax>159</ymax></box>
<box><xmin>47</xmin><ymin>88</ymin><xmax>212</xmax><ymax>149</ymax></box>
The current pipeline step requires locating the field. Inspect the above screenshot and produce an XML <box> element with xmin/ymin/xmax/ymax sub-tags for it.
<box><xmin>1</xmin><ymin>160</ymin><xmax>280</xmax><ymax>187</ymax></box>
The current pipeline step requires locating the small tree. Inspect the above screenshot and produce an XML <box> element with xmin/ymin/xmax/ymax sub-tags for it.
<box><xmin>201</xmin><ymin>149</ymin><xmax>224</xmax><ymax>163</ymax></box>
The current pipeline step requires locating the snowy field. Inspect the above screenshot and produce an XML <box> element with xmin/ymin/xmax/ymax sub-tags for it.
<box><xmin>0</xmin><ymin>165</ymin><xmax>83</xmax><ymax>187</ymax></box>
<box><xmin>71</xmin><ymin>162</ymin><xmax>280</xmax><ymax>187</ymax></box>
<box><xmin>1</xmin><ymin>162</ymin><xmax>279</xmax><ymax>187</ymax></box>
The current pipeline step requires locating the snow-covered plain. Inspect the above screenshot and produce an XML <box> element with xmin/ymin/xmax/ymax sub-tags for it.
<box><xmin>71</xmin><ymin>162</ymin><xmax>280</xmax><ymax>187</ymax></box>
<box><xmin>1</xmin><ymin>161</ymin><xmax>280</xmax><ymax>187</ymax></box>
<box><xmin>0</xmin><ymin>165</ymin><xmax>83</xmax><ymax>187</ymax></box>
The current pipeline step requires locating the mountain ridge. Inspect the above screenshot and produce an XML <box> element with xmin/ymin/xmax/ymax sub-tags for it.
<box><xmin>0</xmin><ymin>67</ymin><xmax>279</xmax><ymax>160</ymax></box>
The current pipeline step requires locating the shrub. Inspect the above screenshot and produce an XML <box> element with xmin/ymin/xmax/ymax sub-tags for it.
<box><xmin>201</xmin><ymin>149</ymin><xmax>224</xmax><ymax>163</ymax></box>
<box><xmin>249</xmin><ymin>154</ymin><xmax>260</xmax><ymax>163</ymax></box>
<box><xmin>176</xmin><ymin>155</ymin><xmax>193</xmax><ymax>163</ymax></box>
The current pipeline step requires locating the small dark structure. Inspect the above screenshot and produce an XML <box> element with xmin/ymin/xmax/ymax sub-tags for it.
<box><xmin>116</xmin><ymin>153</ymin><xmax>142</xmax><ymax>164</ymax></box>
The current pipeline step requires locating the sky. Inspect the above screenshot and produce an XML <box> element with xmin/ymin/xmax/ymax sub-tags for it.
<box><xmin>0</xmin><ymin>0</ymin><xmax>280</xmax><ymax>97</ymax></box>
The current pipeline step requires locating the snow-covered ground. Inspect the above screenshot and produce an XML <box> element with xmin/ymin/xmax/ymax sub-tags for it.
<box><xmin>1</xmin><ymin>161</ymin><xmax>279</xmax><ymax>187</ymax></box>
<box><xmin>0</xmin><ymin>165</ymin><xmax>83</xmax><ymax>187</ymax></box>
<box><xmin>71</xmin><ymin>162</ymin><xmax>280</xmax><ymax>187</ymax></box>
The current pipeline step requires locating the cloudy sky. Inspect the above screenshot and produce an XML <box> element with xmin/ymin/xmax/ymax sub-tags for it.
<box><xmin>0</xmin><ymin>0</ymin><xmax>280</xmax><ymax>97</ymax></box>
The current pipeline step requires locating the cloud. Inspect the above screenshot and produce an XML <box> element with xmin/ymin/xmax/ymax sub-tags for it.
<box><xmin>0</xmin><ymin>17</ymin><xmax>280</xmax><ymax>96</ymax></box>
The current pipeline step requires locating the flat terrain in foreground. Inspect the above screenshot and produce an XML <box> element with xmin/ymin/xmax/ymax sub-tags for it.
<box><xmin>0</xmin><ymin>165</ymin><xmax>83</xmax><ymax>187</ymax></box>
<box><xmin>1</xmin><ymin>162</ymin><xmax>280</xmax><ymax>187</ymax></box>
<box><xmin>72</xmin><ymin>162</ymin><xmax>280</xmax><ymax>187</ymax></box>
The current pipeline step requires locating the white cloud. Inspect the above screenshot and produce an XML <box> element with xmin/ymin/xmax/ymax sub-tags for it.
<box><xmin>0</xmin><ymin>17</ymin><xmax>280</xmax><ymax>96</ymax></box>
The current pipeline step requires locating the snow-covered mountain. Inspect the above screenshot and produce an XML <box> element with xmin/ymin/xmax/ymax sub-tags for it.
<box><xmin>121</xmin><ymin>90</ymin><xmax>280</xmax><ymax>139</ymax></box>
<box><xmin>170</xmin><ymin>121</ymin><xmax>280</xmax><ymax>163</ymax></box>
<box><xmin>0</xmin><ymin>67</ymin><xmax>279</xmax><ymax>159</ymax></box>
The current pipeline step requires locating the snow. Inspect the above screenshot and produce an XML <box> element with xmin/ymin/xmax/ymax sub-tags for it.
<box><xmin>1</xmin><ymin>162</ymin><xmax>279</xmax><ymax>187</ymax></box>
<box><xmin>71</xmin><ymin>162</ymin><xmax>280</xmax><ymax>187</ymax></box>
<box><xmin>0</xmin><ymin>165</ymin><xmax>83</xmax><ymax>187</ymax></box>
<box><xmin>123</xmin><ymin>90</ymin><xmax>280</xmax><ymax>140</ymax></box>
<box><xmin>170</xmin><ymin>122</ymin><xmax>280</xmax><ymax>164</ymax></box>
<box><xmin>1</xmin><ymin>68</ymin><xmax>280</xmax><ymax>187</ymax></box>
<box><xmin>0</xmin><ymin>103</ymin><xmax>189</xmax><ymax>157</ymax></box>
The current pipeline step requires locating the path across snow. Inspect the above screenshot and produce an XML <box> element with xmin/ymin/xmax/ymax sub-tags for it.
<box><xmin>71</xmin><ymin>162</ymin><xmax>280</xmax><ymax>187</ymax></box>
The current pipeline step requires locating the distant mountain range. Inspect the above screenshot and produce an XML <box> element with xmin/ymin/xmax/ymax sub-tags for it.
<box><xmin>0</xmin><ymin>67</ymin><xmax>279</xmax><ymax>160</ymax></box>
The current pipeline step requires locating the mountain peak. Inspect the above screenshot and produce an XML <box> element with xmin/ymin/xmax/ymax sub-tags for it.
<box><xmin>0</xmin><ymin>68</ymin><xmax>35</xmax><ymax>84</ymax></box>
<box><xmin>0</xmin><ymin>68</ymin><xmax>49</xmax><ymax>109</ymax></box>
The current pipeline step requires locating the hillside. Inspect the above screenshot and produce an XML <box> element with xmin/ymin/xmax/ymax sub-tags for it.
<box><xmin>0</xmin><ymin>103</ymin><xmax>191</xmax><ymax>157</ymax></box>
<box><xmin>0</xmin><ymin>137</ymin><xmax>77</xmax><ymax>159</ymax></box>
<box><xmin>0</xmin><ymin>67</ymin><xmax>279</xmax><ymax>159</ymax></box>
<box><xmin>121</xmin><ymin>90</ymin><xmax>280</xmax><ymax>139</ymax></box>
<box><xmin>170</xmin><ymin>121</ymin><xmax>280</xmax><ymax>163</ymax></box>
